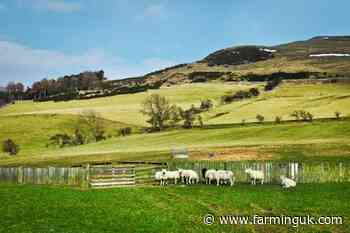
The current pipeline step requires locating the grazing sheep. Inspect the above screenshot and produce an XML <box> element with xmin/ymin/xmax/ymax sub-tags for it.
<box><xmin>161</xmin><ymin>169</ymin><xmax>180</xmax><ymax>185</ymax></box>
<box><xmin>155</xmin><ymin>171</ymin><xmax>167</xmax><ymax>186</ymax></box>
<box><xmin>280</xmin><ymin>175</ymin><xmax>296</xmax><ymax>188</ymax></box>
<box><xmin>178</xmin><ymin>169</ymin><xmax>199</xmax><ymax>185</ymax></box>
<box><xmin>204</xmin><ymin>169</ymin><xmax>217</xmax><ymax>184</ymax></box>
<box><xmin>245</xmin><ymin>168</ymin><xmax>264</xmax><ymax>185</ymax></box>
<box><xmin>215</xmin><ymin>170</ymin><xmax>235</xmax><ymax>186</ymax></box>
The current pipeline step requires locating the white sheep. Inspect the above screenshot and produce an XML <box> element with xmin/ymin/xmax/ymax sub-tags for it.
<box><xmin>155</xmin><ymin>171</ymin><xmax>167</xmax><ymax>186</ymax></box>
<box><xmin>204</xmin><ymin>169</ymin><xmax>217</xmax><ymax>184</ymax></box>
<box><xmin>215</xmin><ymin>170</ymin><xmax>235</xmax><ymax>186</ymax></box>
<box><xmin>178</xmin><ymin>169</ymin><xmax>199</xmax><ymax>185</ymax></box>
<box><xmin>161</xmin><ymin>169</ymin><xmax>180</xmax><ymax>185</ymax></box>
<box><xmin>245</xmin><ymin>168</ymin><xmax>264</xmax><ymax>185</ymax></box>
<box><xmin>280</xmin><ymin>175</ymin><xmax>296</xmax><ymax>188</ymax></box>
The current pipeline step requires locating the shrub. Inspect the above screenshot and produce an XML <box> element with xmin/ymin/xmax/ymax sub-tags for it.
<box><xmin>335</xmin><ymin>111</ymin><xmax>341</xmax><ymax>119</ymax></box>
<box><xmin>2</xmin><ymin>139</ymin><xmax>20</xmax><ymax>155</ymax></box>
<box><xmin>180</xmin><ymin>108</ymin><xmax>196</xmax><ymax>129</ymax></box>
<box><xmin>119</xmin><ymin>127</ymin><xmax>132</xmax><ymax>137</ymax></box>
<box><xmin>291</xmin><ymin>110</ymin><xmax>314</xmax><ymax>122</ymax></box>
<box><xmin>265</xmin><ymin>77</ymin><xmax>282</xmax><ymax>91</ymax></box>
<box><xmin>249</xmin><ymin>88</ymin><xmax>260</xmax><ymax>97</ymax></box>
<box><xmin>49</xmin><ymin>134</ymin><xmax>73</xmax><ymax>148</ymax></box>
<box><xmin>73</xmin><ymin>129</ymin><xmax>85</xmax><ymax>145</ymax></box>
<box><xmin>200</xmin><ymin>99</ymin><xmax>213</xmax><ymax>111</ymax></box>
<box><xmin>221</xmin><ymin>88</ymin><xmax>259</xmax><ymax>104</ymax></box>
<box><xmin>197</xmin><ymin>115</ymin><xmax>204</xmax><ymax>128</ymax></box>
<box><xmin>290</xmin><ymin>110</ymin><xmax>301</xmax><ymax>120</ymax></box>
<box><xmin>275</xmin><ymin>116</ymin><xmax>282</xmax><ymax>124</ymax></box>
<box><xmin>256</xmin><ymin>114</ymin><xmax>265</xmax><ymax>123</ymax></box>
<box><xmin>300</xmin><ymin>111</ymin><xmax>314</xmax><ymax>122</ymax></box>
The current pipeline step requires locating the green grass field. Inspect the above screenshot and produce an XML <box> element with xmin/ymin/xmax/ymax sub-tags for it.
<box><xmin>0</xmin><ymin>82</ymin><xmax>349</xmax><ymax>165</ymax></box>
<box><xmin>1</xmin><ymin>82</ymin><xmax>349</xmax><ymax>126</ymax></box>
<box><xmin>0</xmin><ymin>116</ymin><xmax>349</xmax><ymax>166</ymax></box>
<box><xmin>0</xmin><ymin>183</ymin><xmax>348</xmax><ymax>233</ymax></box>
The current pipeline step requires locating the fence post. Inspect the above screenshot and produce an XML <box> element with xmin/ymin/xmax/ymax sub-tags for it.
<box><xmin>82</xmin><ymin>163</ymin><xmax>90</xmax><ymax>188</ymax></box>
<box><xmin>17</xmin><ymin>167</ymin><xmax>23</xmax><ymax>184</ymax></box>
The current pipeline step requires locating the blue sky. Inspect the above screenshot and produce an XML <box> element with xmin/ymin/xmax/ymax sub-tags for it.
<box><xmin>0</xmin><ymin>0</ymin><xmax>349</xmax><ymax>86</ymax></box>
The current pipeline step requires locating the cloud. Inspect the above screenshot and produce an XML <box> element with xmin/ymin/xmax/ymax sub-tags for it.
<box><xmin>18</xmin><ymin>0</ymin><xmax>82</xmax><ymax>13</ymax></box>
<box><xmin>0</xmin><ymin>40</ymin><xmax>178</xmax><ymax>86</ymax></box>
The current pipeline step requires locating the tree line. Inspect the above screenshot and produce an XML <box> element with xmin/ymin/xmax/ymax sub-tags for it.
<box><xmin>0</xmin><ymin>70</ymin><xmax>106</xmax><ymax>103</ymax></box>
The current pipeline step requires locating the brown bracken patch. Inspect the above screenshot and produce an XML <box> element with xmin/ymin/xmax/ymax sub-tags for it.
<box><xmin>189</xmin><ymin>147</ymin><xmax>275</xmax><ymax>161</ymax></box>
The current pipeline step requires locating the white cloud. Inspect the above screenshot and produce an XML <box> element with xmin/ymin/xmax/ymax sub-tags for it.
<box><xmin>18</xmin><ymin>0</ymin><xmax>82</xmax><ymax>13</ymax></box>
<box><xmin>0</xmin><ymin>40</ymin><xmax>179</xmax><ymax>85</ymax></box>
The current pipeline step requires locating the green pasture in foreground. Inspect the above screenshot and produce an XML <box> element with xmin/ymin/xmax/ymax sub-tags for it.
<box><xmin>0</xmin><ymin>114</ymin><xmax>349</xmax><ymax>166</ymax></box>
<box><xmin>1</xmin><ymin>82</ymin><xmax>349</xmax><ymax>126</ymax></box>
<box><xmin>0</xmin><ymin>183</ymin><xmax>349</xmax><ymax>233</ymax></box>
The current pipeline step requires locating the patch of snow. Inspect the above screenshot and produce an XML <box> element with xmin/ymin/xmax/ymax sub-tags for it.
<box><xmin>310</xmin><ymin>53</ymin><xmax>350</xmax><ymax>57</ymax></box>
<box><xmin>260</xmin><ymin>48</ymin><xmax>277</xmax><ymax>53</ymax></box>
<box><xmin>323</xmin><ymin>37</ymin><xmax>329</xmax><ymax>40</ymax></box>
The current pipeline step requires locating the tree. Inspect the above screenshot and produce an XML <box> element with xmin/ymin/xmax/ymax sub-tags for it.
<box><xmin>2</xmin><ymin>139</ymin><xmax>20</xmax><ymax>155</ymax></box>
<box><xmin>197</xmin><ymin>115</ymin><xmax>204</xmax><ymax>128</ymax></box>
<box><xmin>79</xmin><ymin>110</ymin><xmax>106</xmax><ymax>142</ymax></box>
<box><xmin>140</xmin><ymin>94</ymin><xmax>176</xmax><ymax>131</ymax></box>
<box><xmin>256</xmin><ymin>114</ymin><xmax>265</xmax><ymax>123</ymax></box>
<box><xmin>49</xmin><ymin>134</ymin><xmax>73</xmax><ymax>148</ymax></box>
<box><xmin>275</xmin><ymin>116</ymin><xmax>282</xmax><ymax>124</ymax></box>
<box><xmin>180</xmin><ymin>108</ymin><xmax>196</xmax><ymax>129</ymax></box>
<box><xmin>200</xmin><ymin>99</ymin><xmax>213</xmax><ymax>111</ymax></box>
<box><xmin>119</xmin><ymin>127</ymin><xmax>132</xmax><ymax>137</ymax></box>
<box><xmin>290</xmin><ymin>110</ymin><xmax>301</xmax><ymax>121</ymax></box>
<box><xmin>335</xmin><ymin>111</ymin><xmax>341</xmax><ymax>119</ymax></box>
<box><xmin>73</xmin><ymin>129</ymin><xmax>85</xmax><ymax>145</ymax></box>
<box><xmin>249</xmin><ymin>88</ymin><xmax>260</xmax><ymax>97</ymax></box>
<box><xmin>265</xmin><ymin>78</ymin><xmax>282</xmax><ymax>91</ymax></box>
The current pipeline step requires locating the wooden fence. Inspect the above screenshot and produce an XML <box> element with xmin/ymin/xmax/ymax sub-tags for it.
<box><xmin>168</xmin><ymin>160</ymin><xmax>350</xmax><ymax>184</ymax></box>
<box><xmin>0</xmin><ymin>161</ymin><xmax>349</xmax><ymax>187</ymax></box>
<box><xmin>0</xmin><ymin>164</ymin><xmax>166</xmax><ymax>188</ymax></box>
<box><xmin>0</xmin><ymin>166</ymin><xmax>87</xmax><ymax>187</ymax></box>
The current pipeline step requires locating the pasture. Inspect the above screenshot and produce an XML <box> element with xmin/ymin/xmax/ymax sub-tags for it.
<box><xmin>1</xmin><ymin>82</ymin><xmax>349</xmax><ymax>126</ymax></box>
<box><xmin>0</xmin><ymin>183</ymin><xmax>349</xmax><ymax>233</ymax></box>
<box><xmin>0</xmin><ymin>81</ymin><xmax>349</xmax><ymax>167</ymax></box>
<box><xmin>0</xmin><ymin>116</ymin><xmax>349</xmax><ymax>166</ymax></box>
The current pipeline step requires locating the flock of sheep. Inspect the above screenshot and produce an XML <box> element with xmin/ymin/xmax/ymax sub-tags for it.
<box><xmin>155</xmin><ymin>168</ymin><xmax>297</xmax><ymax>188</ymax></box>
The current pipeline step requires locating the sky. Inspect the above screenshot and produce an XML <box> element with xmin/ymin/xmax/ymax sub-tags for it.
<box><xmin>0</xmin><ymin>0</ymin><xmax>349</xmax><ymax>86</ymax></box>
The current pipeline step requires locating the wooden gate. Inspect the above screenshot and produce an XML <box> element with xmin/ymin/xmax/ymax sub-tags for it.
<box><xmin>89</xmin><ymin>165</ymin><xmax>136</xmax><ymax>188</ymax></box>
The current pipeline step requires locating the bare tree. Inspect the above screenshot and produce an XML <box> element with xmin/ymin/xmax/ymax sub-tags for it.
<box><xmin>140</xmin><ymin>94</ymin><xmax>177</xmax><ymax>131</ymax></box>
<box><xmin>78</xmin><ymin>110</ymin><xmax>106</xmax><ymax>141</ymax></box>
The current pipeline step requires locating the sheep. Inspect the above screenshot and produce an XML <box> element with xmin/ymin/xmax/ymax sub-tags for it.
<box><xmin>178</xmin><ymin>169</ymin><xmax>199</xmax><ymax>185</ymax></box>
<box><xmin>155</xmin><ymin>171</ymin><xmax>167</xmax><ymax>186</ymax></box>
<box><xmin>280</xmin><ymin>175</ymin><xmax>296</xmax><ymax>188</ymax></box>
<box><xmin>215</xmin><ymin>170</ymin><xmax>235</xmax><ymax>186</ymax></box>
<box><xmin>204</xmin><ymin>169</ymin><xmax>217</xmax><ymax>184</ymax></box>
<box><xmin>161</xmin><ymin>169</ymin><xmax>180</xmax><ymax>185</ymax></box>
<box><xmin>245</xmin><ymin>168</ymin><xmax>264</xmax><ymax>185</ymax></box>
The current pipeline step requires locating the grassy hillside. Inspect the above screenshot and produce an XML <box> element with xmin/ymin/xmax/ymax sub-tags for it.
<box><xmin>0</xmin><ymin>82</ymin><xmax>349</xmax><ymax>165</ymax></box>
<box><xmin>1</xmin><ymin>117</ymin><xmax>349</xmax><ymax>166</ymax></box>
<box><xmin>0</xmin><ymin>114</ymin><xmax>132</xmax><ymax>158</ymax></box>
<box><xmin>203</xmin><ymin>82</ymin><xmax>350</xmax><ymax>124</ymax></box>
<box><xmin>0</xmin><ymin>183</ymin><xmax>349</xmax><ymax>233</ymax></box>
<box><xmin>1</xmin><ymin>82</ymin><xmax>349</xmax><ymax>126</ymax></box>
<box><xmin>0</xmin><ymin>83</ymin><xmax>250</xmax><ymax>126</ymax></box>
